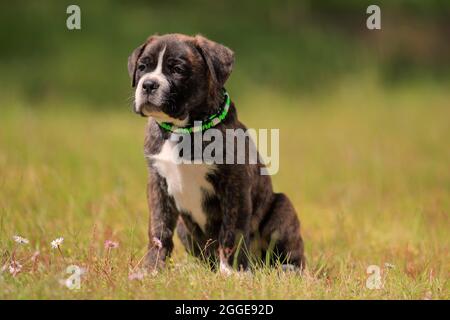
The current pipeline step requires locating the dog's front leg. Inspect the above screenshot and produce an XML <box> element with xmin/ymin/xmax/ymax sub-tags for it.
<box><xmin>144</xmin><ymin>170</ymin><xmax>179</xmax><ymax>271</ymax></box>
<box><xmin>218</xmin><ymin>186</ymin><xmax>252</xmax><ymax>274</ymax></box>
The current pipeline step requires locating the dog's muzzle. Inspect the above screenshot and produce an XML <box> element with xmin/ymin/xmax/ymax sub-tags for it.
<box><xmin>133</xmin><ymin>105</ymin><xmax>146</xmax><ymax>117</ymax></box>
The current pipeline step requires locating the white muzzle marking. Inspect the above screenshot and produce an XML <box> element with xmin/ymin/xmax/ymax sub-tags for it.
<box><xmin>135</xmin><ymin>46</ymin><xmax>169</xmax><ymax>114</ymax></box>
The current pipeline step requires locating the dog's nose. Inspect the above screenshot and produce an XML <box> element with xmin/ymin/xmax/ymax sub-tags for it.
<box><xmin>142</xmin><ymin>79</ymin><xmax>160</xmax><ymax>94</ymax></box>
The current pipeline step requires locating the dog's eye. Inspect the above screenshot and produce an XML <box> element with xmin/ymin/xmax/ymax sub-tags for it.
<box><xmin>171</xmin><ymin>65</ymin><xmax>184</xmax><ymax>74</ymax></box>
<box><xmin>137</xmin><ymin>64</ymin><xmax>146</xmax><ymax>72</ymax></box>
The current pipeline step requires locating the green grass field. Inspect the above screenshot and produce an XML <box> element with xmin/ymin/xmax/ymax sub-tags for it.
<box><xmin>0</xmin><ymin>80</ymin><xmax>449</xmax><ymax>299</ymax></box>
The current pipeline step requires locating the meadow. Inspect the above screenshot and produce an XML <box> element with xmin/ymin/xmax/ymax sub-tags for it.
<box><xmin>0</xmin><ymin>78</ymin><xmax>448</xmax><ymax>299</ymax></box>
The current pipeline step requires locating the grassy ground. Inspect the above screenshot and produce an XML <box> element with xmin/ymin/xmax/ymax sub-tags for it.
<box><xmin>0</xmin><ymin>80</ymin><xmax>449</xmax><ymax>299</ymax></box>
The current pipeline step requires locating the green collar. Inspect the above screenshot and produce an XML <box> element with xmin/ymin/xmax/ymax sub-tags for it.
<box><xmin>158</xmin><ymin>90</ymin><xmax>230</xmax><ymax>134</ymax></box>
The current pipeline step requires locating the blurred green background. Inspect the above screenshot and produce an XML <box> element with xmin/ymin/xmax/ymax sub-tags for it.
<box><xmin>0</xmin><ymin>0</ymin><xmax>448</xmax><ymax>107</ymax></box>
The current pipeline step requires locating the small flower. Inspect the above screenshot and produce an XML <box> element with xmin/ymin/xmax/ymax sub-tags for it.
<box><xmin>384</xmin><ymin>262</ymin><xmax>395</xmax><ymax>269</ymax></box>
<box><xmin>13</xmin><ymin>235</ymin><xmax>29</xmax><ymax>245</ymax></box>
<box><xmin>104</xmin><ymin>240</ymin><xmax>119</xmax><ymax>249</ymax></box>
<box><xmin>51</xmin><ymin>237</ymin><xmax>64</xmax><ymax>249</ymax></box>
<box><xmin>9</xmin><ymin>261</ymin><xmax>22</xmax><ymax>276</ymax></box>
<box><xmin>31</xmin><ymin>251</ymin><xmax>40</xmax><ymax>262</ymax></box>
<box><xmin>152</xmin><ymin>237</ymin><xmax>163</xmax><ymax>249</ymax></box>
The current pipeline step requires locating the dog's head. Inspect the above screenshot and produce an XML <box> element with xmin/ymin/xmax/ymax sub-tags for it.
<box><xmin>128</xmin><ymin>33</ymin><xmax>234</xmax><ymax>124</ymax></box>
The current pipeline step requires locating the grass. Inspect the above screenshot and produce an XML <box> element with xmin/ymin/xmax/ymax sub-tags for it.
<box><xmin>0</xmin><ymin>79</ymin><xmax>449</xmax><ymax>299</ymax></box>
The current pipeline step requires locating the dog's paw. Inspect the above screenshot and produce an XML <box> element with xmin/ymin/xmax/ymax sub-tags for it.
<box><xmin>143</xmin><ymin>248</ymin><xmax>166</xmax><ymax>271</ymax></box>
<box><xmin>281</xmin><ymin>264</ymin><xmax>297</xmax><ymax>272</ymax></box>
<box><xmin>219</xmin><ymin>261</ymin><xmax>235</xmax><ymax>277</ymax></box>
<box><xmin>280</xmin><ymin>263</ymin><xmax>304</xmax><ymax>275</ymax></box>
<box><xmin>219</xmin><ymin>262</ymin><xmax>253</xmax><ymax>278</ymax></box>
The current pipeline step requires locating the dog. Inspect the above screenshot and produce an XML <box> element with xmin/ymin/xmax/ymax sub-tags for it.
<box><xmin>128</xmin><ymin>33</ymin><xmax>305</xmax><ymax>273</ymax></box>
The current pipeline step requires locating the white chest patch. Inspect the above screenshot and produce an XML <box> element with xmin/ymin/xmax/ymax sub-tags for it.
<box><xmin>149</xmin><ymin>138</ymin><xmax>215</xmax><ymax>232</ymax></box>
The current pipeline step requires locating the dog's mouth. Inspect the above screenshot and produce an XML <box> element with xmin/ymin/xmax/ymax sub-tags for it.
<box><xmin>134</xmin><ymin>102</ymin><xmax>159</xmax><ymax>117</ymax></box>
<box><xmin>134</xmin><ymin>102</ymin><xmax>189</xmax><ymax>126</ymax></box>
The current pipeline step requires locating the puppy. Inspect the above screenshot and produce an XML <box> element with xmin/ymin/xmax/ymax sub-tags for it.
<box><xmin>128</xmin><ymin>33</ymin><xmax>305</xmax><ymax>273</ymax></box>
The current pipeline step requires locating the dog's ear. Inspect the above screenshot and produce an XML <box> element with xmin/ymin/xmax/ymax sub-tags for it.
<box><xmin>127</xmin><ymin>35</ymin><xmax>158</xmax><ymax>87</ymax></box>
<box><xmin>195</xmin><ymin>35</ymin><xmax>234</xmax><ymax>89</ymax></box>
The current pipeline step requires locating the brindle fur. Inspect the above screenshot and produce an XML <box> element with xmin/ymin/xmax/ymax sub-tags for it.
<box><xmin>128</xmin><ymin>34</ymin><xmax>305</xmax><ymax>271</ymax></box>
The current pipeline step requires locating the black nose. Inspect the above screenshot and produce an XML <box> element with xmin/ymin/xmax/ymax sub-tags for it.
<box><xmin>142</xmin><ymin>79</ymin><xmax>160</xmax><ymax>94</ymax></box>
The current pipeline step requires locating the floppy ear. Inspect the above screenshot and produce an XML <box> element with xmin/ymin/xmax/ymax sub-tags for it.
<box><xmin>127</xmin><ymin>35</ymin><xmax>158</xmax><ymax>87</ymax></box>
<box><xmin>195</xmin><ymin>35</ymin><xmax>234</xmax><ymax>89</ymax></box>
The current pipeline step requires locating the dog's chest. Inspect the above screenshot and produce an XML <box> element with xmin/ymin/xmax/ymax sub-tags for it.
<box><xmin>150</xmin><ymin>139</ymin><xmax>214</xmax><ymax>231</ymax></box>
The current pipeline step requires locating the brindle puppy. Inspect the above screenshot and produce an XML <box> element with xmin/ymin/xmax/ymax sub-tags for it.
<box><xmin>128</xmin><ymin>33</ymin><xmax>305</xmax><ymax>273</ymax></box>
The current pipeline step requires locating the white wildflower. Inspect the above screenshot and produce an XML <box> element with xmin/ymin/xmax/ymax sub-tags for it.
<box><xmin>13</xmin><ymin>235</ymin><xmax>29</xmax><ymax>245</ymax></box>
<box><xmin>51</xmin><ymin>237</ymin><xmax>64</xmax><ymax>249</ymax></box>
